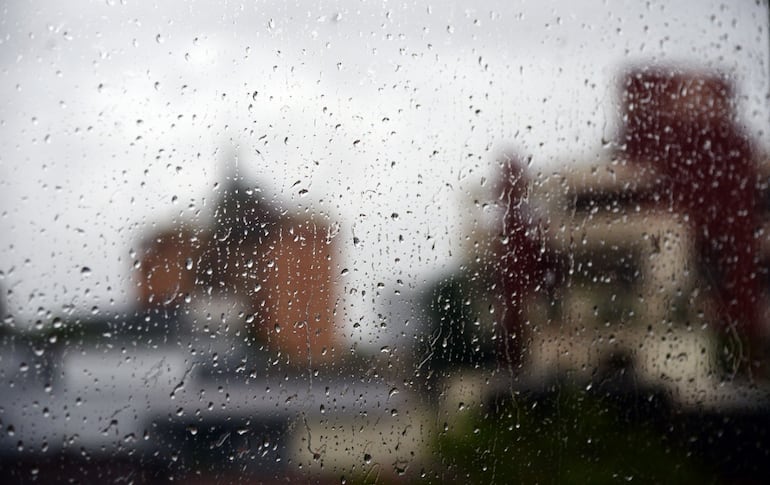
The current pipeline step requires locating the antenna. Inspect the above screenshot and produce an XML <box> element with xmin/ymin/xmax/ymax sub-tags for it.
<box><xmin>218</xmin><ymin>143</ymin><xmax>243</xmax><ymax>188</ymax></box>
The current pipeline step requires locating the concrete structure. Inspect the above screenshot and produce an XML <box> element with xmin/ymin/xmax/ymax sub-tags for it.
<box><xmin>524</xmin><ymin>66</ymin><xmax>768</xmax><ymax>389</ymax></box>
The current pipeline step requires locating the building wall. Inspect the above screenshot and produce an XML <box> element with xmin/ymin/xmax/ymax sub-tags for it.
<box><xmin>137</xmin><ymin>217</ymin><xmax>339</xmax><ymax>365</ymax></box>
<box><xmin>260</xmin><ymin>219</ymin><xmax>337</xmax><ymax>364</ymax></box>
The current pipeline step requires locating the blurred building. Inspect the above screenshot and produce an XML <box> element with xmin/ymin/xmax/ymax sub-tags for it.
<box><xmin>137</xmin><ymin>176</ymin><xmax>339</xmax><ymax>366</ymax></box>
<box><xmin>621</xmin><ymin>67</ymin><xmax>761</xmax><ymax>340</ymax></box>
<box><xmin>523</xmin><ymin>66</ymin><xmax>768</xmax><ymax>393</ymax></box>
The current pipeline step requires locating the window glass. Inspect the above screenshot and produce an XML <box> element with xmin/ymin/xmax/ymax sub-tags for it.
<box><xmin>0</xmin><ymin>1</ymin><xmax>768</xmax><ymax>482</ymax></box>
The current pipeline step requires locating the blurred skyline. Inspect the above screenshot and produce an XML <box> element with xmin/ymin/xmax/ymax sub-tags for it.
<box><xmin>0</xmin><ymin>0</ymin><xmax>768</xmax><ymax>350</ymax></box>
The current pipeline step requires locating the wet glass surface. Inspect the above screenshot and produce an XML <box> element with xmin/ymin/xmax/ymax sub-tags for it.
<box><xmin>0</xmin><ymin>1</ymin><xmax>768</xmax><ymax>483</ymax></box>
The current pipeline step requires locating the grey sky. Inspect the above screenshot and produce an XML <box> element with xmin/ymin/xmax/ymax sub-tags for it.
<box><xmin>0</xmin><ymin>0</ymin><xmax>767</xmax><ymax>349</ymax></box>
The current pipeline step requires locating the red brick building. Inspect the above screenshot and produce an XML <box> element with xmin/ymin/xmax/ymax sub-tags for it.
<box><xmin>136</xmin><ymin>179</ymin><xmax>339</xmax><ymax>365</ymax></box>
<box><xmin>619</xmin><ymin>66</ymin><xmax>761</xmax><ymax>340</ymax></box>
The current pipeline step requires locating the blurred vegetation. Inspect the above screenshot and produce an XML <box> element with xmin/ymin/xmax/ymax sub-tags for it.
<box><xmin>428</xmin><ymin>275</ymin><xmax>497</xmax><ymax>368</ymax></box>
<box><xmin>429</xmin><ymin>386</ymin><xmax>712</xmax><ymax>484</ymax></box>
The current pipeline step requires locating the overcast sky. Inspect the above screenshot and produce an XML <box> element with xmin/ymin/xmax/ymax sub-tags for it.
<box><xmin>0</xmin><ymin>0</ymin><xmax>767</xmax><ymax>349</ymax></box>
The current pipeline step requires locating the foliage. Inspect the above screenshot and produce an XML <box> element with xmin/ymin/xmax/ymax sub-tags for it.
<box><xmin>430</xmin><ymin>387</ymin><xmax>711</xmax><ymax>484</ymax></box>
